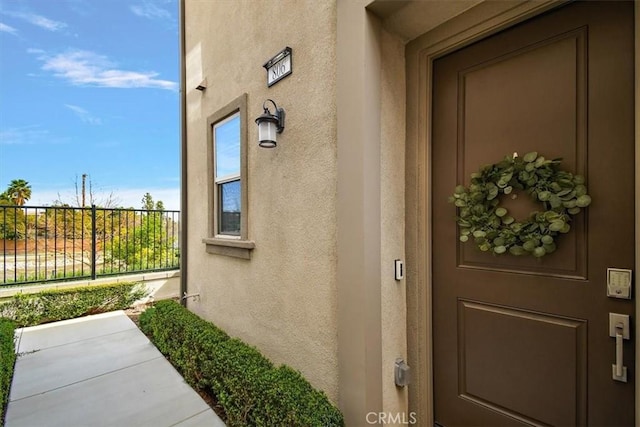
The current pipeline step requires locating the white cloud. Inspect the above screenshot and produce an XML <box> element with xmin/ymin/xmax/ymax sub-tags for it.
<box><xmin>0</xmin><ymin>22</ymin><xmax>18</xmax><ymax>35</ymax></box>
<box><xmin>6</xmin><ymin>11</ymin><xmax>67</xmax><ymax>31</ymax></box>
<box><xmin>30</xmin><ymin>186</ymin><xmax>180</xmax><ymax>211</ymax></box>
<box><xmin>35</xmin><ymin>49</ymin><xmax>177</xmax><ymax>90</ymax></box>
<box><xmin>130</xmin><ymin>1</ymin><xmax>171</xmax><ymax>20</ymax></box>
<box><xmin>64</xmin><ymin>104</ymin><xmax>102</xmax><ymax>125</ymax></box>
<box><xmin>0</xmin><ymin>126</ymin><xmax>50</xmax><ymax>145</ymax></box>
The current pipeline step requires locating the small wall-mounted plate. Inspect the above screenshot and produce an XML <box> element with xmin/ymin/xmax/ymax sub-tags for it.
<box><xmin>395</xmin><ymin>259</ymin><xmax>404</xmax><ymax>281</ymax></box>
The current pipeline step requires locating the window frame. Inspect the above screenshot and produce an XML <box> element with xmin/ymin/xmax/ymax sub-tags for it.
<box><xmin>213</xmin><ymin>112</ymin><xmax>241</xmax><ymax>237</ymax></box>
<box><xmin>203</xmin><ymin>93</ymin><xmax>255</xmax><ymax>259</ymax></box>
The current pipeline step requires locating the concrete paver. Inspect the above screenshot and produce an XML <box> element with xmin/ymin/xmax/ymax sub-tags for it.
<box><xmin>14</xmin><ymin>311</ymin><xmax>136</xmax><ymax>353</ymax></box>
<box><xmin>6</xmin><ymin>311</ymin><xmax>225</xmax><ymax>427</ymax></box>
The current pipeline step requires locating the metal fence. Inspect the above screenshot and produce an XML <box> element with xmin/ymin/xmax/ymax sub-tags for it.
<box><xmin>1</xmin><ymin>205</ymin><xmax>180</xmax><ymax>286</ymax></box>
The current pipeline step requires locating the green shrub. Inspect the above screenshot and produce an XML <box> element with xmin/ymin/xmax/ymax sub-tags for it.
<box><xmin>140</xmin><ymin>300</ymin><xmax>344</xmax><ymax>427</ymax></box>
<box><xmin>0</xmin><ymin>282</ymin><xmax>147</xmax><ymax>327</ymax></box>
<box><xmin>140</xmin><ymin>299</ymin><xmax>230</xmax><ymax>387</ymax></box>
<box><xmin>0</xmin><ymin>319</ymin><xmax>16</xmax><ymax>427</ymax></box>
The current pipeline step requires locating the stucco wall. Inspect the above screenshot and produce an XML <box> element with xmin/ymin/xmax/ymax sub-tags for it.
<box><xmin>183</xmin><ymin>0</ymin><xmax>338</xmax><ymax>401</ymax></box>
<box><xmin>182</xmin><ymin>0</ymin><xmax>640</xmax><ymax>423</ymax></box>
<box><xmin>335</xmin><ymin>3</ymin><xmax>410</xmax><ymax>424</ymax></box>
<box><xmin>379</xmin><ymin>25</ymin><xmax>408</xmax><ymax>419</ymax></box>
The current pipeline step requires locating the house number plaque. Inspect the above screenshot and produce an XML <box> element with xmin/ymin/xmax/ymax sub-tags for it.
<box><xmin>264</xmin><ymin>47</ymin><xmax>292</xmax><ymax>87</ymax></box>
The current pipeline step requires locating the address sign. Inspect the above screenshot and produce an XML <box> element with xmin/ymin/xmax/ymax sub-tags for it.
<box><xmin>264</xmin><ymin>47</ymin><xmax>292</xmax><ymax>87</ymax></box>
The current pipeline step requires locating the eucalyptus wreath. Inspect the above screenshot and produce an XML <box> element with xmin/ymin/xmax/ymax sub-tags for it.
<box><xmin>449</xmin><ymin>152</ymin><xmax>591</xmax><ymax>258</ymax></box>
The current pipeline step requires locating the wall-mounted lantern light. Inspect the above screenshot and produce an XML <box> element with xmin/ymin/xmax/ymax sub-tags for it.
<box><xmin>255</xmin><ymin>99</ymin><xmax>285</xmax><ymax>148</ymax></box>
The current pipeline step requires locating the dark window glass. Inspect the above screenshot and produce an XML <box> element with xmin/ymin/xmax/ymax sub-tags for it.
<box><xmin>219</xmin><ymin>179</ymin><xmax>241</xmax><ymax>235</ymax></box>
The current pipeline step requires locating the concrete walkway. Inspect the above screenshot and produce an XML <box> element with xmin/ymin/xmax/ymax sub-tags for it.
<box><xmin>5</xmin><ymin>311</ymin><xmax>225</xmax><ymax>427</ymax></box>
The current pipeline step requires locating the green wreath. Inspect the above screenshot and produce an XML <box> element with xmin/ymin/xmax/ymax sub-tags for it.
<box><xmin>450</xmin><ymin>152</ymin><xmax>591</xmax><ymax>258</ymax></box>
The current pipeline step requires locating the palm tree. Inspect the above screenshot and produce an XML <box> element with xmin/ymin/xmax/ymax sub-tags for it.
<box><xmin>0</xmin><ymin>191</ymin><xmax>10</xmax><ymax>205</ymax></box>
<box><xmin>6</xmin><ymin>179</ymin><xmax>32</xmax><ymax>206</ymax></box>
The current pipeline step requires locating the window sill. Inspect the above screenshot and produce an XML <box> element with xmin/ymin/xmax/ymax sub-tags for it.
<box><xmin>202</xmin><ymin>237</ymin><xmax>255</xmax><ymax>260</ymax></box>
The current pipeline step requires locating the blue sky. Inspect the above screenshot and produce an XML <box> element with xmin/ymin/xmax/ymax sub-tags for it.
<box><xmin>0</xmin><ymin>0</ymin><xmax>179</xmax><ymax>209</ymax></box>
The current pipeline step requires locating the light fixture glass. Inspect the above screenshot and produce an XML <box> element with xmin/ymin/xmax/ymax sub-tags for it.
<box><xmin>255</xmin><ymin>99</ymin><xmax>285</xmax><ymax>148</ymax></box>
<box><xmin>257</xmin><ymin>119</ymin><xmax>277</xmax><ymax>148</ymax></box>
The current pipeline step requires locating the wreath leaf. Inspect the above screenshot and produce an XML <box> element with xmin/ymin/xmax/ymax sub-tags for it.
<box><xmin>450</xmin><ymin>153</ymin><xmax>591</xmax><ymax>258</ymax></box>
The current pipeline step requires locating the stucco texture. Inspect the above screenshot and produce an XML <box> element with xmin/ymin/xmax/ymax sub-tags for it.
<box><xmin>183</xmin><ymin>0</ymin><xmax>338</xmax><ymax>401</ymax></box>
<box><xmin>379</xmin><ymin>25</ymin><xmax>408</xmax><ymax>418</ymax></box>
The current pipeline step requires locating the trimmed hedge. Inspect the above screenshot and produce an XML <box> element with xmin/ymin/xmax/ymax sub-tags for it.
<box><xmin>0</xmin><ymin>319</ymin><xmax>16</xmax><ymax>427</ymax></box>
<box><xmin>0</xmin><ymin>282</ymin><xmax>147</xmax><ymax>327</ymax></box>
<box><xmin>139</xmin><ymin>300</ymin><xmax>344</xmax><ymax>427</ymax></box>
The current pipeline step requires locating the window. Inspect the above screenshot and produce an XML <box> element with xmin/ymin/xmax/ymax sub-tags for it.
<box><xmin>203</xmin><ymin>94</ymin><xmax>254</xmax><ymax>258</ymax></box>
<box><xmin>214</xmin><ymin>114</ymin><xmax>241</xmax><ymax>236</ymax></box>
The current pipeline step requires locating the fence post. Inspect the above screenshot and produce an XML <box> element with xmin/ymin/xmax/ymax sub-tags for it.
<box><xmin>91</xmin><ymin>204</ymin><xmax>97</xmax><ymax>280</ymax></box>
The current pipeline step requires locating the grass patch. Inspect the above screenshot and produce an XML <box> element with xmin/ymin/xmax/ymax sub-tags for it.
<box><xmin>140</xmin><ymin>300</ymin><xmax>344</xmax><ymax>427</ymax></box>
<box><xmin>0</xmin><ymin>319</ymin><xmax>16</xmax><ymax>427</ymax></box>
<box><xmin>0</xmin><ymin>282</ymin><xmax>147</xmax><ymax>327</ymax></box>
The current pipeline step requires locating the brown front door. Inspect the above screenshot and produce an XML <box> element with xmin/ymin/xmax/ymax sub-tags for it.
<box><xmin>432</xmin><ymin>2</ymin><xmax>635</xmax><ymax>426</ymax></box>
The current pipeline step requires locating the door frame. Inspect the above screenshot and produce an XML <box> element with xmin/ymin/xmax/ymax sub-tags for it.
<box><xmin>404</xmin><ymin>1</ymin><xmax>640</xmax><ymax>424</ymax></box>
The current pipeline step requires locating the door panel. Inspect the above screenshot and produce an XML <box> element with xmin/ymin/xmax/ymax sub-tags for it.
<box><xmin>458</xmin><ymin>300</ymin><xmax>587</xmax><ymax>426</ymax></box>
<box><xmin>457</xmin><ymin>28</ymin><xmax>587</xmax><ymax>279</ymax></box>
<box><xmin>432</xmin><ymin>2</ymin><xmax>634</xmax><ymax>426</ymax></box>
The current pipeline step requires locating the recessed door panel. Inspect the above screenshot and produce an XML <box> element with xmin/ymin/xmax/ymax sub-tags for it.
<box><xmin>431</xmin><ymin>2</ymin><xmax>635</xmax><ymax>426</ymax></box>
<box><xmin>458</xmin><ymin>300</ymin><xmax>587</xmax><ymax>426</ymax></box>
<box><xmin>456</xmin><ymin>29</ymin><xmax>587</xmax><ymax>279</ymax></box>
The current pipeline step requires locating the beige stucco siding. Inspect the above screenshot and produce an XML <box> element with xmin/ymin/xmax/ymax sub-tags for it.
<box><xmin>184</xmin><ymin>0</ymin><xmax>338</xmax><ymax>401</ymax></box>
<box><xmin>379</xmin><ymin>25</ymin><xmax>408</xmax><ymax>419</ymax></box>
<box><xmin>183</xmin><ymin>0</ymin><xmax>640</xmax><ymax>424</ymax></box>
<box><xmin>335</xmin><ymin>3</ymin><xmax>411</xmax><ymax>423</ymax></box>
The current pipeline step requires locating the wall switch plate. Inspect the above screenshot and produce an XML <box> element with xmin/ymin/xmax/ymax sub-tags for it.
<box><xmin>394</xmin><ymin>259</ymin><xmax>404</xmax><ymax>281</ymax></box>
<box><xmin>607</xmin><ymin>268</ymin><xmax>632</xmax><ymax>299</ymax></box>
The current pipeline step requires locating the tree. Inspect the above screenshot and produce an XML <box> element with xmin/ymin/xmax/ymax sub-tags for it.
<box><xmin>0</xmin><ymin>180</ymin><xmax>30</xmax><ymax>239</ymax></box>
<box><xmin>5</xmin><ymin>179</ymin><xmax>31</xmax><ymax>206</ymax></box>
<box><xmin>47</xmin><ymin>175</ymin><xmax>119</xmax><ymax>208</ymax></box>
<box><xmin>0</xmin><ymin>192</ymin><xmax>11</xmax><ymax>205</ymax></box>
<box><xmin>142</xmin><ymin>192</ymin><xmax>165</xmax><ymax>211</ymax></box>
<box><xmin>71</xmin><ymin>174</ymin><xmax>118</xmax><ymax>208</ymax></box>
<box><xmin>0</xmin><ymin>206</ymin><xmax>26</xmax><ymax>239</ymax></box>
<box><xmin>104</xmin><ymin>192</ymin><xmax>174</xmax><ymax>271</ymax></box>
<box><xmin>142</xmin><ymin>192</ymin><xmax>154</xmax><ymax>211</ymax></box>
<box><xmin>105</xmin><ymin>210</ymin><xmax>177</xmax><ymax>271</ymax></box>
